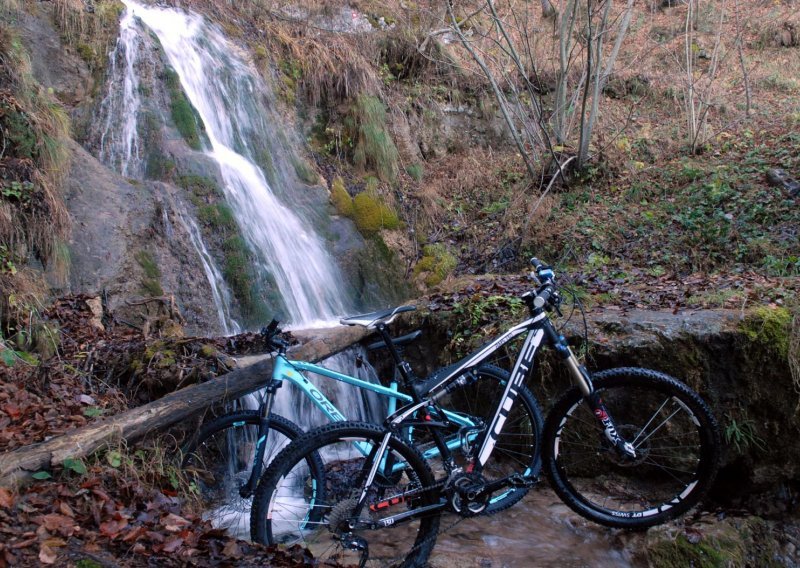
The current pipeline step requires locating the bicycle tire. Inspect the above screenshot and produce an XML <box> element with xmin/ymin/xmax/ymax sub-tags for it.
<box><xmin>251</xmin><ymin>421</ymin><xmax>441</xmax><ymax>568</ymax></box>
<box><xmin>429</xmin><ymin>364</ymin><xmax>544</xmax><ymax>514</ymax></box>
<box><xmin>181</xmin><ymin>410</ymin><xmax>305</xmax><ymax>538</ymax></box>
<box><xmin>543</xmin><ymin>367</ymin><xmax>720</xmax><ymax>529</ymax></box>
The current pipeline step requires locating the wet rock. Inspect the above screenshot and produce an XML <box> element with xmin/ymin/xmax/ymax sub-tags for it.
<box><xmin>16</xmin><ymin>8</ymin><xmax>93</xmax><ymax>108</ymax></box>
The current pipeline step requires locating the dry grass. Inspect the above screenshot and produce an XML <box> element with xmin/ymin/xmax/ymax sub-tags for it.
<box><xmin>0</xmin><ymin>23</ymin><xmax>71</xmax><ymax>331</ymax></box>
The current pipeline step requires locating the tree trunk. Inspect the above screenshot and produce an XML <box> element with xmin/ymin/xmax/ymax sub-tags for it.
<box><xmin>541</xmin><ymin>0</ymin><xmax>557</xmax><ymax>18</ymax></box>
<box><xmin>0</xmin><ymin>325</ymin><xmax>369</xmax><ymax>488</ymax></box>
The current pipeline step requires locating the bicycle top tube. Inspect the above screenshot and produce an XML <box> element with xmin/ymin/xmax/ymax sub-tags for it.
<box><xmin>269</xmin><ymin>356</ymin><xmax>414</xmax><ymax>424</ymax></box>
<box><xmin>400</xmin><ymin>313</ymin><xmax>547</xmax><ymax>407</ymax></box>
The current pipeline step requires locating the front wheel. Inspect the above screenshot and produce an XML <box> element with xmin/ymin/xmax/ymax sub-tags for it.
<box><xmin>181</xmin><ymin>411</ymin><xmax>304</xmax><ymax>539</ymax></box>
<box><xmin>543</xmin><ymin>367</ymin><xmax>720</xmax><ymax>529</ymax></box>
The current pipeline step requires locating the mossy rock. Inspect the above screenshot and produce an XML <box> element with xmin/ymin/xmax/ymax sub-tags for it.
<box><xmin>414</xmin><ymin>243</ymin><xmax>457</xmax><ymax>287</ymax></box>
<box><xmin>647</xmin><ymin>533</ymin><xmax>739</xmax><ymax>567</ymax></box>
<box><xmin>352</xmin><ymin>192</ymin><xmax>401</xmax><ymax>235</ymax></box>
<box><xmin>739</xmin><ymin>306</ymin><xmax>792</xmax><ymax>358</ymax></box>
<box><xmin>331</xmin><ymin>176</ymin><xmax>354</xmax><ymax>216</ymax></box>
<box><xmin>163</xmin><ymin>68</ymin><xmax>204</xmax><ymax>150</ymax></box>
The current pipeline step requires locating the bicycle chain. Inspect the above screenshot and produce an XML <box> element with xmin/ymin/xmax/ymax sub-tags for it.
<box><xmin>378</xmin><ymin>479</ymin><xmax>469</xmax><ymax>568</ymax></box>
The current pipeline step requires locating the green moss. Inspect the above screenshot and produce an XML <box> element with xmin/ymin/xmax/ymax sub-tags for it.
<box><xmin>198</xmin><ymin>203</ymin><xmax>237</xmax><ymax>232</ymax></box>
<box><xmin>740</xmin><ymin>306</ymin><xmax>792</xmax><ymax>358</ymax></box>
<box><xmin>647</xmin><ymin>534</ymin><xmax>735</xmax><ymax>568</ymax></box>
<box><xmin>292</xmin><ymin>156</ymin><xmax>319</xmax><ymax>185</ymax></box>
<box><xmin>221</xmin><ymin>235</ymin><xmax>261</xmax><ymax>315</ymax></box>
<box><xmin>163</xmin><ymin>68</ymin><xmax>204</xmax><ymax>150</ymax></box>
<box><xmin>141</xmin><ymin>278</ymin><xmax>163</xmax><ymax>296</ymax></box>
<box><xmin>145</xmin><ymin>153</ymin><xmax>175</xmax><ymax>180</ymax></box>
<box><xmin>135</xmin><ymin>250</ymin><xmax>163</xmax><ymax>296</ymax></box>
<box><xmin>199</xmin><ymin>344</ymin><xmax>217</xmax><ymax>358</ymax></box>
<box><xmin>176</xmin><ymin>175</ymin><xmax>220</xmax><ymax>199</ymax></box>
<box><xmin>406</xmin><ymin>163</ymin><xmax>424</xmax><ymax>182</ymax></box>
<box><xmin>414</xmin><ymin>243</ymin><xmax>457</xmax><ymax>286</ymax></box>
<box><xmin>331</xmin><ymin>177</ymin><xmax>354</xmax><ymax>216</ymax></box>
<box><xmin>352</xmin><ymin>193</ymin><xmax>401</xmax><ymax>235</ymax></box>
<box><xmin>135</xmin><ymin>250</ymin><xmax>160</xmax><ymax>279</ymax></box>
<box><xmin>75</xmin><ymin>43</ymin><xmax>95</xmax><ymax>64</ymax></box>
<box><xmin>348</xmin><ymin>95</ymin><xmax>399</xmax><ymax>183</ymax></box>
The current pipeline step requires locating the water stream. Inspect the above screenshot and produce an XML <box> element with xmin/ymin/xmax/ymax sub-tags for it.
<box><xmin>97</xmin><ymin>6</ymin><xmax>145</xmax><ymax>178</ymax></box>
<box><xmin>173</xmin><ymin>203</ymin><xmax>242</xmax><ymax>335</ymax></box>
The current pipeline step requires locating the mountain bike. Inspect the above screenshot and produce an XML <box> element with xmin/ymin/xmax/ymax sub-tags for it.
<box><xmin>181</xmin><ymin>310</ymin><xmax>544</xmax><ymax>538</ymax></box>
<box><xmin>249</xmin><ymin>259</ymin><xmax>721</xmax><ymax>567</ymax></box>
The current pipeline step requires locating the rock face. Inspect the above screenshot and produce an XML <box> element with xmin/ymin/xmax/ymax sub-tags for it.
<box><xmin>63</xmin><ymin>140</ymin><xmax>225</xmax><ymax>334</ymax></box>
<box><xmin>16</xmin><ymin>8</ymin><xmax>93</xmax><ymax>108</ymax></box>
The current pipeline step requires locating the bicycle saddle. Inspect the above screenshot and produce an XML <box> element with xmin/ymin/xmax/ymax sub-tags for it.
<box><xmin>340</xmin><ymin>305</ymin><xmax>416</xmax><ymax>328</ymax></box>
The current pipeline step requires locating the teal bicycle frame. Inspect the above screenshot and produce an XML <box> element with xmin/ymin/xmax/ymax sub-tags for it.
<box><xmin>273</xmin><ymin>355</ymin><xmax>476</xmax><ymax>462</ymax></box>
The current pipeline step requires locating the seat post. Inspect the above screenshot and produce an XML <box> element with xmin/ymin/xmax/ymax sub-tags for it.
<box><xmin>375</xmin><ymin>323</ymin><xmax>418</xmax><ymax>398</ymax></box>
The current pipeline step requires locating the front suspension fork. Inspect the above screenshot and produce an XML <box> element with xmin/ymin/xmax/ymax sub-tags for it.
<box><xmin>560</xmin><ymin>338</ymin><xmax>636</xmax><ymax>460</ymax></box>
<box><xmin>239</xmin><ymin>380</ymin><xmax>281</xmax><ymax>498</ymax></box>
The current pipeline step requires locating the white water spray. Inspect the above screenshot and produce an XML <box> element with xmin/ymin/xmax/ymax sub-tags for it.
<box><xmin>98</xmin><ymin>8</ymin><xmax>144</xmax><ymax>178</ymax></box>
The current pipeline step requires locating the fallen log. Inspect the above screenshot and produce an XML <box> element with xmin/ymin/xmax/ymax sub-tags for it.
<box><xmin>0</xmin><ymin>324</ymin><xmax>369</xmax><ymax>488</ymax></box>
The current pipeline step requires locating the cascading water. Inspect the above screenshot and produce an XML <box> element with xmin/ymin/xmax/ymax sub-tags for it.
<box><xmin>123</xmin><ymin>0</ymin><xmax>352</xmax><ymax>328</ymax></box>
<box><xmin>173</xmin><ymin>203</ymin><xmax>242</xmax><ymax>335</ymax></box>
<box><xmin>97</xmin><ymin>7</ymin><xmax>145</xmax><ymax>178</ymax></box>
<box><xmin>98</xmin><ymin>2</ymin><xmax>390</xmax><ymax>539</ymax></box>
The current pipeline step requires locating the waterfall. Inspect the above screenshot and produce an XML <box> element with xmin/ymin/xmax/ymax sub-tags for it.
<box><xmin>97</xmin><ymin>7</ymin><xmax>144</xmax><ymax>178</ymax></box>
<box><xmin>97</xmin><ymin>2</ymin><xmax>390</xmax><ymax>539</ymax></box>
<box><xmin>122</xmin><ymin>0</ymin><xmax>353</xmax><ymax>327</ymax></box>
<box><xmin>173</xmin><ymin>204</ymin><xmax>242</xmax><ymax>335</ymax></box>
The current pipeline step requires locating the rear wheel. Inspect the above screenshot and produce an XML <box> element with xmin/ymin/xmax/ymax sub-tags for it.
<box><xmin>181</xmin><ymin>411</ymin><xmax>303</xmax><ymax>539</ymax></box>
<box><xmin>544</xmin><ymin>368</ymin><xmax>720</xmax><ymax>529</ymax></box>
<box><xmin>251</xmin><ymin>422</ymin><xmax>441</xmax><ymax>568</ymax></box>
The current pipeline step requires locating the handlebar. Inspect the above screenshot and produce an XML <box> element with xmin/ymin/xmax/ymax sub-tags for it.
<box><xmin>526</xmin><ymin>257</ymin><xmax>561</xmax><ymax>313</ymax></box>
<box><xmin>261</xmin><ymin>319</ymin><xmax>289</xmax><ymax>351</ymax></box>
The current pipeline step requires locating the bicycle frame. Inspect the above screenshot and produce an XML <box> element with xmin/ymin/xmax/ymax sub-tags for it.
<box><xmin>238</xmin><ymin>352</ymin><xmax>483</xmax><ymax>497</ymax></box>
<box><xmin>350</xmin><ymin>305</ymin><xmax>632</xmax><ymax>528</ymax></box>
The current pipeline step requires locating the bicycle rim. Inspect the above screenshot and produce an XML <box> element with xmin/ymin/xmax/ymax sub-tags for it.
<box><xmin>546</xmin><ymin>369</ymin><xmax>719</xmax><ymax>527</ymax></box>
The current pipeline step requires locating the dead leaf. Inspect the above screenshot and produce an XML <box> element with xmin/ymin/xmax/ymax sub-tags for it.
<box><xmin>117</xmin><ymin>524</ymin><xmax>138</xmax><ymax>540</ymax></box>
<box><xmin>38</xmin><ymin>513</ymin><xmax>79</xmax><ymax>537</ymax></box>
<box><xmin>162</xmin><ymin>536</ymin><xmax>183</xmax><ymax>553</ymax></box>
<box><xmin>161</xmin><ymin>513</ymin><xmax>190</xmax><ymax>532</ymax></box>
<box><xmin>0</xmin><ymin>489</ymin><xmax>12</xmax><ymax>509</ymax></box>
<box><xmin>222</xmin><ymin>539</ymin><xmax>242</xmax><ymax>559</ymax></box>
<box><xmin>38</xmin><ymin>544</ymin><xmax>57</xmax><ymax>565</ymax></box>
<box><xmin>58</xmin><ymin>502</ymin><xmax>74</xmax><ymax>518</ymax></box>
